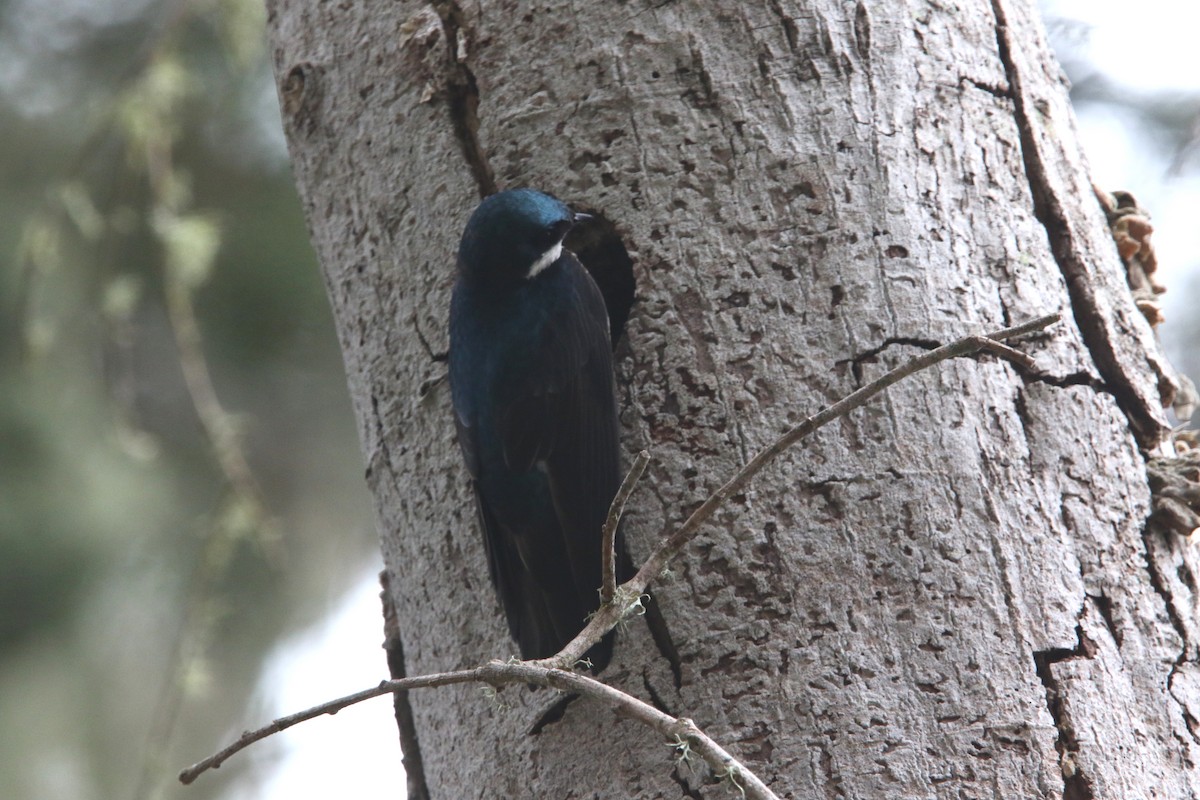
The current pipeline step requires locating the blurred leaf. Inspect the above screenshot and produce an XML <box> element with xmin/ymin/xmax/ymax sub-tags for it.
<box><xmin>102</xmin><ymin>274</ymin><xmax>143</xmax><ymax>321</ymax></box>
<box><xmin>113</xmin><ymin>420</ymin><xmax>161</xmax><ymax>462</ymax></box>
<box><xmin>59</xmin><ymin>182</ymin><xmax>105</xmax><ymax>241</ymax></box>
<box><xmin>153</xmin><ymin>211</ymin><xmax>223</xmax><ymax>289</ymax></box>
<box><xmin>180</xmin><ymin>655</ymin><xmax>214</xmax><ymax>699</ymax></box>
<box><xmin>117</xmin><ymin>55</ymin><xmax>194</xmax><ymax>157</ymax></box>
<box><xmin>18</xmin><ymin>213</ymin><xmax>63</xmax><ymax>274</ymax></box>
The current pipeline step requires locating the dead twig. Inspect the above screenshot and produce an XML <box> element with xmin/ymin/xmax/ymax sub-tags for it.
<box><xmin>600</xmin><ymin>449</ymin><xmax>651</xmax><ymax>604</ymax></box>
<box><xmin>545</xmin><ymin>313</ymin><xmax>1061</xmax><ymax>667</ymax></box>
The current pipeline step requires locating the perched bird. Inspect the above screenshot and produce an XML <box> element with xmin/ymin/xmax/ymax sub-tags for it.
<box><xmin>449</xmin><ymin>188</ymin><xmax>623</xmax><ymax>668</ymax></box>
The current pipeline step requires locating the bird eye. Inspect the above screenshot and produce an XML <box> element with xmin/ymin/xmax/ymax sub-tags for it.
<box><xmin>543</xmin><ymin>220</ymin><xmax>571</xmax><ymax>244</ymax></box>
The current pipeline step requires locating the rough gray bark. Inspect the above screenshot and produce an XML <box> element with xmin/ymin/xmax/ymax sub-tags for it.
<box><xmin>265</xmin><ymin>0</ymin><xmax>1200</xmax><ymax>797</ymax></box>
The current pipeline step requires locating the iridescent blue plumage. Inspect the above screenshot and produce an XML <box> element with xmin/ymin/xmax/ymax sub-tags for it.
<box><xmin>449</xmin><ymin>189</ymin><xmax>621</xmax><ymax>667</ymax></box>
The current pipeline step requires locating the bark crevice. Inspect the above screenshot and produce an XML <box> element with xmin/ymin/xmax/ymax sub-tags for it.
<box><xmin>1140</xmin><ymin>531</ymin><xmax>1189</xmax><ymax>661</ymax></box>
<box><xmin>1141</xmin><ymin>512</ymin><xmax>1199</xmax><ymax>757</ymax></box>
<box><xmin>642</xmin><ymin>669</ymin><xmax>677</xmax><ymax>716</ymax></box>
<box><xmin>381</xmin><ymin>571</ymin><xmax>432</xmax><ymax>800</ymax></box>
<box><xmin>1020</xmin><ymin>369</ymin><xmax>1108</xmax><ymax>394</ymax></box>
<box><xmin>989</xmin><ymin>0</ymin><xmax>1162</xmax><ymax>450</ymax></box>
<box><xmin>816</xmin><ymin>741</ymin><xmax>845</xmax><ymax>800</ymax></box>
<box><xmin>430</xmin><ymin>0</ymin><xmax>496</xmax><ymax>198</ymax></box>
<box><xmin>959</xmin><ymin>74</ymin><xmax>1012</xmax><ymax>100</ymax></box>
<box><xmin>1032</xmin><ymin>618</ymin><xmax>1098</xmax><ymax>800</ymax></box>
<box><xmin>837</xmin><ymin>337</ymin><xmax>941</xmax><ymax>385</ymax></box>
<box><xmin>670</xmin><ymin>765</ymin><xmax>707</xmax><ymax>800</ymax></box>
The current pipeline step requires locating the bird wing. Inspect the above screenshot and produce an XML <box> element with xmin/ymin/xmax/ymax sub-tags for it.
<box><xmin>454</xmin><ymin>256</ymin><xmax>621</xmax><ymax>662</ymax></box>
<box><xmin>496</xmin><ymin>256</ymin><xmax>621</xmax><ymax>605</ymax></box>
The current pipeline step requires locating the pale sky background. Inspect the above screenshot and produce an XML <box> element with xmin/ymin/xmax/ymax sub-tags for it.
<box><xmin>229</xmin><ymin>4</ymin><xmax>1200</xmax><ymax>798</ymax></box>
<box><xmin>1044</xmin><ymin>0</ymin><xmax>1200</xmax><ymax>325</ymax></box>
<box><xmin>221</xmin><ymin>570</ymin><xmax>399</xmax><ymax>800</ymax></box>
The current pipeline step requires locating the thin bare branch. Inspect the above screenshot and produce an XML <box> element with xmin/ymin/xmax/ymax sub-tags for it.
<box><xmin>180</xmin><ymin>659</ymin><xmax>780</xmax><ymax>799</ymax></box>
<box><xmin>546</xmin><ymin>313</ymin><xmax>1062</xmax><ymax>667</ymax></box>
<box><xmin>984</xmin><ymin>313</ymin><xmax>1061</xmax><ymax>341</ymax></box>
<box><xmin>967</xmin><ymin>335</ymin><xmax>1039</xmax><ymax>371</ymax></box>
<box><xmin>601</xmin><ymin>449</ymin><xmax>651</xmax><ymax>604</ymax></box>
<box><xmin>179</xmin><ymin>667</ymin><xmax>489</xmax><ymax>784</ymax></box>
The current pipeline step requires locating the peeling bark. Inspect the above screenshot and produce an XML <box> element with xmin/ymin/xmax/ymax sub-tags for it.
<box><xmin>990</xmin><ymin>0</ymin><xmax>1173</xmax><ymax>449</ymax></box>
<box><xmin>266</xmin><ymin>0</ymin><xmax>1198</xmax><ymax>796</ymax></box>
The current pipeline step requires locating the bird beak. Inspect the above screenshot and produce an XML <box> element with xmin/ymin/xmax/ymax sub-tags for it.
<box><xmin>571</xmin><ymin>211</ymin><xmax>593</xmax><ymax>225</ymax></box>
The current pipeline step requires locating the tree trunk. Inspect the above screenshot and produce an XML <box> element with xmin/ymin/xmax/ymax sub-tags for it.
<box><xmin>266</xmin><ymin>0</ymin><xmax>1200</xmax><ymax>797</ymax></box>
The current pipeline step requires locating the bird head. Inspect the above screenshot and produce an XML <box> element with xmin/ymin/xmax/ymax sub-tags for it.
<box><xmin>457</xmin><ymin>188</ymin><xmax>590</xmax><ymax>285</ymax></box>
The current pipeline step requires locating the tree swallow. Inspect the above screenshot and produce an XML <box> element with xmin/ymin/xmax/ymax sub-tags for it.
<box><xmin>449</xmin><ymin>188</ymin><xmax>623</xmax><ymax>668</ymax></box>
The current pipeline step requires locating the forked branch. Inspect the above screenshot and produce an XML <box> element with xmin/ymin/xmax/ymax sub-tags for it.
<box><xmin>547</xmin><ymin>313</ymin><xmax>1060</xmax><ymax>668</ymax></box>
<box><xmin>601</xmin><ymin>449</ymin><xmax>651</xmax><ymax>604</ymax></box>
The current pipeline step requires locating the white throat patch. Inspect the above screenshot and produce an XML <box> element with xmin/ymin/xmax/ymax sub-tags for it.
<box><xmin>527</xmin><ymin>242</ymin><xmax>563</xmax><ymax>279</ymax></box>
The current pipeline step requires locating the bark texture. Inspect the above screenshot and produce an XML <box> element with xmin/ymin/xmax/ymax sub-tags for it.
<box><xmin>266</xmin><ymin>0</ymin><xmax>1200</xmax><ymax>797</ymax></box>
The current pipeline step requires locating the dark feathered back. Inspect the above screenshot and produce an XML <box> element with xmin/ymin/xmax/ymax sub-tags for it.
<box><xmin>450</xmin><ymin>200</ymin><xmax>622</xmax><ymax>667</ymax></box>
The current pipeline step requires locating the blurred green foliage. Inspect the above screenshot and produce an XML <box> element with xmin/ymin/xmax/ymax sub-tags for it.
<box><xmin>0</xmin><ymin>2</ymin><xmax>377</xmax><ymax>799</ymax></box>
